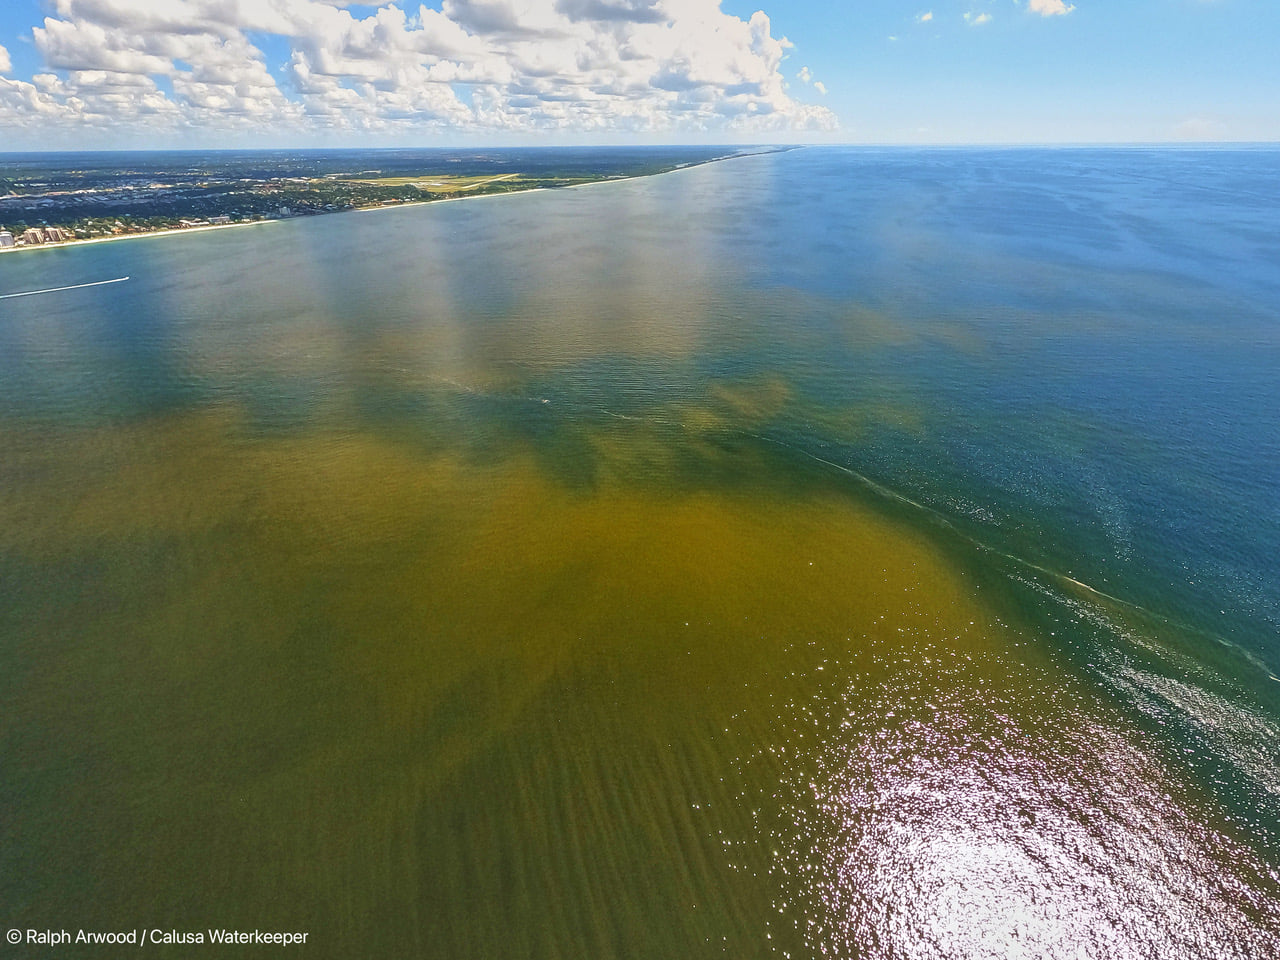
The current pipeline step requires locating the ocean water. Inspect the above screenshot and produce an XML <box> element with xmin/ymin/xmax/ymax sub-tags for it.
<box><xmin>1</xmin><ymin>147</ymin><xmax>1278</xmax><ymax>958</ymax></box>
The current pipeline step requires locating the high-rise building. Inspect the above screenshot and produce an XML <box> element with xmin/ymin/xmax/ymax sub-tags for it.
<box><xmin>0</xmin><ymin>231</ymin><xmax>15</xmax><ymax>248</ymax></box>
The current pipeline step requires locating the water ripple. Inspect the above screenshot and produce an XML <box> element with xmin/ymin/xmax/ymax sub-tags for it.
<box><xmin>733</xmin><ymin>641</ymin><xmax>1280</xmax><ymax>959</ymax></box>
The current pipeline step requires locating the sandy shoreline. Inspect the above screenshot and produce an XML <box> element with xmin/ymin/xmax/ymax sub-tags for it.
<box><xmin>0</xmin><ymin>217</ymin><xmax>278</xmax><ymax>256</ymax></box>
<box><xmin>0</xmin><ymin>179</ymin><xmax>603</xmax><ymax>256</ymax></box>
<box><xmin>0</xmin><ymin>150</ymin><xmax>772</xmax><ymax>259</ymax></box>
<box><xmin>0</xmin><ymin>181</ymin><xmax>555</xmax><ymax>257</ymax></box>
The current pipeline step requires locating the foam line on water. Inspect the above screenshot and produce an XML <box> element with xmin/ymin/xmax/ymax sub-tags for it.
<box><xmin>749</xmin><ymin>433</ymin><xmax>1280</xmax><ymax>681</ymax></box>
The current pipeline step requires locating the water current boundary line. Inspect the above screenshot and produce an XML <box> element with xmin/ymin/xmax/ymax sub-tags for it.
<box><xmin>432</xmin><ymin>373</ymin><xmax>1277</xmax><ymax>684</ymax></box>
<box><xmin>750</xmin><ymin>432</ymin><xmax>1280</xmax><ymax>682</ymax></box>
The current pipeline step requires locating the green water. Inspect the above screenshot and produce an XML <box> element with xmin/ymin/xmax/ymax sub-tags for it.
<box><xmin>2</xmin><ymin>148</ymin><xmax>1279</xmax><ymax>957</ymax></box>
<box><xmin>2</xmin><ymin>408</ymin><xmax>1275</xmax><ymax>957</ymax></box>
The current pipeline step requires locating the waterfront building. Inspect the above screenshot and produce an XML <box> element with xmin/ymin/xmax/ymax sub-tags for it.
<box><xmin>0</xmin><ymin>231</ymin><xmax>14</xmax><ymax>248</ymax></box>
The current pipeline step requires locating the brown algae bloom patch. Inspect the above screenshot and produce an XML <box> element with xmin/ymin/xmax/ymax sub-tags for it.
<box><xmin>4</xmin><ymin>408</ymin><xmax>1274</xmax><ymax>956</ymax></box>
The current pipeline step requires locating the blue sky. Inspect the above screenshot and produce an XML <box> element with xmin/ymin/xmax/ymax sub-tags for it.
<box><xmin>0</xmin><ymin>1</ymin><xmax>1275</xmax><ymax>148</ymax></box>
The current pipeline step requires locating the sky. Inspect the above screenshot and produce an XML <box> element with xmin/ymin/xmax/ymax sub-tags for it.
<box><xmin>0</xmin><ymin>0</ymin><xmax>1276</xmax><ymax>149</ymax></box>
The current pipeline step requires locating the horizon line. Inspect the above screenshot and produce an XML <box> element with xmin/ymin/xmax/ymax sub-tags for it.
<box><xmin>2</xmin><ymin>140</ymin><xmax>1280</xmax><ymax>157</ymax></box>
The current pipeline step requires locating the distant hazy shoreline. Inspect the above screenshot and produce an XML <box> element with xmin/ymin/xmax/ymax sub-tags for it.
<box><xmin>0</xmin><ymin>149</ymin><xmax>767</xmax><ymax>259</ymax></box>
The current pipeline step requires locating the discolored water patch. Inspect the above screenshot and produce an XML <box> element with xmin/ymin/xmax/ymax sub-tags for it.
<box><xmin>3</xmin><ymin>407</ymin><xmax>1276</xmax><ymax>957</ymax></box>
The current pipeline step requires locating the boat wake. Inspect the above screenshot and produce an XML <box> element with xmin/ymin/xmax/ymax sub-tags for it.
<box><xmin>0</xmin><ymin>276</ymin><xmax>130</xmax><ymax>300</ymax></box>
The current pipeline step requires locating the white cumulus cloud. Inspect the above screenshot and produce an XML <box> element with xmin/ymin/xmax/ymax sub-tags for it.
<box><xmin>2</xmin><ymin>0</ymin><xmax>837</xmax><ymax>143</ymax></box>
<box><xmin>0</xmin><ymin>43</ymin><xmax>11</xmax><ymax>75</ymax></box>
<box><xmin>965</xmin><ymin>12</ymin><xmax>992</xmax><ymax>26</ymax></box>
<box><xmin>1029</xmin><ymin>0</ymin><xmax>1075</xmax><ymax>16</ymax></box>
<box><xmin>916</xmin><ymin>11</ymin><xmax>933</xmax><ymax>23</ymax></box>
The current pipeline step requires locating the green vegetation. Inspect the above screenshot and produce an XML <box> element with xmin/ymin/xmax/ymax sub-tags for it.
<box><xmin>0</xmin><ymin>147</ymin><xmax>801</xmax><ymax>247</ymax></box>
<box><xmin>0</xmin><ymin>168</ymin><xmax>642</xmax><ymax>247</ymax></box>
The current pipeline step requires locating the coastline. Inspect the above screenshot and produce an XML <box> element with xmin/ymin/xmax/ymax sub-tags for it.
<box><xmin>0</xmin><ymin>217</ymin><xmax>278</xmax><ymax>256</ymax></box>
<box><xmin>0</xmin><ymin>179</ymin><xmax>601</xmax><ymax>256</ymax></box>
<box><xmin>0</xmin><ymin>149</ymin><xmax>775</xmax><ymax>258</ymax></box>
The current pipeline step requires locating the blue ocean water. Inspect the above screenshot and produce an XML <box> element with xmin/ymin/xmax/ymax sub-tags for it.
<box><xmin>687</xmin><ymin>147</ymin><xmax>1280</xmax><ymax>663</ymax></box>
<box><xmin>1</xmin><ymin>146</ymin><xmax>1278</xmax><ymax>957</ymax></box>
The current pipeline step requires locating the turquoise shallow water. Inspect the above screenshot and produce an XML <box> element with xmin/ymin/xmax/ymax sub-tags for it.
<box><xmin>1</xmin><ymin>148</ymin><xmax>1278</xmax><ymax>957</ymax></box>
